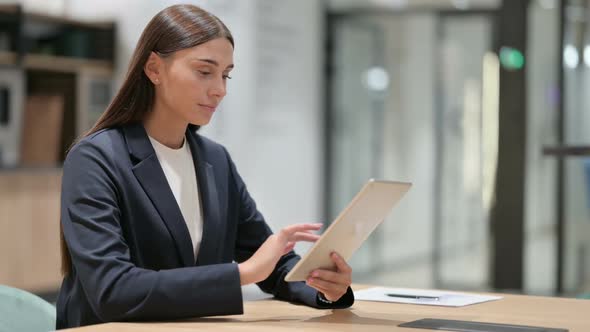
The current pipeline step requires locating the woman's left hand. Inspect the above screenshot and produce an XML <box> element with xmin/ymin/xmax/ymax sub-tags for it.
<box><xmin>306</xmin><ymin>252</ymin><xmax>352</xmax><ymax>302</ymax></box>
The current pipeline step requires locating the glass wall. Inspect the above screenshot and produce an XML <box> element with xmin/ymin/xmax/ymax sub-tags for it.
<box><xmin>562</xmin><ymin>0</ymin><xmax>590</xmax><ymax>296</ymax></box>
<box><xmin>526</xmin><ymin>0</ymin><xmax>590</xmax><ymax>296</ymax></box>
<box><xmin>328</xmin><ymin>0</ymin><xmax>590</xmax><ymax>296</ymax></box>
<box><xmin>525</xmin><ymin>0</ymin><xmax>559</xmax><ymax>295</ymax></box>
<box><xmin>328</xmin><ymin>11</ymin><xmax>495</xmax><ymax>290</ymax></box>
<box><xmin>435</xmin><ymin>13</ymin><xmax>494</xmax><ymax>290</ymax></box>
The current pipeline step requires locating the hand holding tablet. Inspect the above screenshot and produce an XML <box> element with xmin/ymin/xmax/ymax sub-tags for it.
<box><xmin>285</xmin><ymin>179</ymin><xmax>412</xmax><ymax>282</ymax></box>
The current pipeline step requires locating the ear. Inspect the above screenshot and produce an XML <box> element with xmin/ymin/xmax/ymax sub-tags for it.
<box><xmin>144</xmin><ymin>52</ymin><xmax>162</xmax><ymax>85</ymax></box>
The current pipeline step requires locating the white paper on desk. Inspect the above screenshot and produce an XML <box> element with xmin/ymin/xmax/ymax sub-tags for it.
<box><xmin>354</xmin><ymin>287</ymin><xmax>502</xmax><ymax>307</ymax></box>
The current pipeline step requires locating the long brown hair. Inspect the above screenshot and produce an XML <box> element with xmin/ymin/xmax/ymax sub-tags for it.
<box><xmin>60</xmin><ymin>4</ymin><xmax>234</xmax><ymax>275</ymax></box>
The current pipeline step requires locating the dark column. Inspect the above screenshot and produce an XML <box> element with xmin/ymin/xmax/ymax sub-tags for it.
<box><xmin>491</xmin><ymin>0</ymin><xmax>530</xmax><ymax>291</ymax></box>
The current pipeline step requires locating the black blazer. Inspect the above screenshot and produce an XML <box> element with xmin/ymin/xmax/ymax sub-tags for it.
<box><xmin>56</xmin><ymin>123</ymin><xmax>353</xmax><ymax>329</ymax></box>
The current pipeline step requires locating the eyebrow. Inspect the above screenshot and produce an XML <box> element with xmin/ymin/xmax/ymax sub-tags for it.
<box><xmin>194</xmin><ymin>58</ymin><xmax>234</xmax><ymax>69</ymax></box>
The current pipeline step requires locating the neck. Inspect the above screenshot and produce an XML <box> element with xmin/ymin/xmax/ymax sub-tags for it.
<box><xmin>143</xmin><ymin>101</ymin><xmax>187</xmax><ymax>149</ymax></box>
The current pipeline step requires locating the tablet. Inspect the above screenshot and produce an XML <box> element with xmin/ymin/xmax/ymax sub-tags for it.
<box><xmin>284</xmin><ymin>179</ymin><xmax>411</xmax><ymax>282</ymax></box>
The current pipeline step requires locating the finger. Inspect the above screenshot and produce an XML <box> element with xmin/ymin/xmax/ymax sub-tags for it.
<box><xmin>330</xmin><ymin>252</ymin><xmax>352</xmax><ymax>274</ymax></box>
<box><xmin>282</xmin><ymin>223</ymin><xmax>323</xmax><ymax>236</ymax></box>
<box><xmin>305</xmin><ymin>278</ymin><xmax>331</xmax><ymax>295</ymax></box>
<box><xmin>298</xmin><ymin>229</ymin><xmax>323</xmax><ymax>237</ymax></box>
<box><xmin>307</xmin><ymin>284</ymin><xmax>331</xmax><ymax>297</ymax></box>
<box><xmin>291</xmin><ymin>232</ymin><xmax>321</xmax><ymax>242</ymax></box>
<box><xmin>307</xmin><ymin>277</ymin><xmax>346</xmax><ymax>295</ymax></box>
<box><xmin>306</xmin><ymin>278</ymin><xmax>346</xmax><ymax>301</ymax></box>
<box><xmin>309</xmin><ymin>269</ymin><xmax>350</xmax><ymax>286</ymax></box>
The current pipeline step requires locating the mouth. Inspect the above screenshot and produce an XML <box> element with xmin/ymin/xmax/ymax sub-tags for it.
<box><xmin>198</xmin><ymin>104</ymin><xmax>217</xmax><ymax>113</ymax></box>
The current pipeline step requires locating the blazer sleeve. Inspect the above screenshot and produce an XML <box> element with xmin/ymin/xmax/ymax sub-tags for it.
<box><xmin>225</xmin><ymin>148</ymin><xmax>354</xmax><ymax>309</ymax></box>
<box><xmin>60</xmin><ymin>141</ymin><xmax>244</xmax><ymax>322</ymax></box>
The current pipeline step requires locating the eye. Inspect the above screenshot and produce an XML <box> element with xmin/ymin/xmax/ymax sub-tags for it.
<box><xmin>197</xmin><ymin>70</ymin><xmax>211</xmax><ymax>76</ymax></box>
<box><xmin>223</xmin><ymin>74</ymin><xmax>232</xmax><ymax>80</ymax></box>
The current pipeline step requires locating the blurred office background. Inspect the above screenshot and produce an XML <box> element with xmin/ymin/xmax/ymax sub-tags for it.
<box><xmin>0</xmin><ymin>0</ymin><xmax>589</xmax><ymax>303</ymax></box>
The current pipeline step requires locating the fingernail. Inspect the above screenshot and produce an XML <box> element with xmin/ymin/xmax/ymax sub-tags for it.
<box><xmin>308</xmin><ymin>278</ymin><xmax>314</xmax><ymax>283</ymax></box>
<box><xmin>312</xmin><ymin>271</ymin><xmax>319</xmax><ymax>277</ymax></box>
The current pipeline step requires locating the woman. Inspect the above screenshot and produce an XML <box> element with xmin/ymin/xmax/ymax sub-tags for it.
<box><xmin>57</xmin><ymin>4</ymin><xmax>353</xmax><ymax>329</ymax></box>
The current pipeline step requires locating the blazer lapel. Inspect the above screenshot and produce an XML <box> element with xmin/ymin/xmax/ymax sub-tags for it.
<box><xmin>123</xmin><ymin>123</ymin><xmax>195</xmax><ymax>267</ymax></box>
<box><xmin>186</xmin><ymin>129</ymin><xmax>221</xmax><ymax>266</ymax></box>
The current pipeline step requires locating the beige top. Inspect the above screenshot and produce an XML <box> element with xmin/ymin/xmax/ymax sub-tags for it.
<box><xmin>149</xmin><ymin>135</ymin><xmax>202</xmax><ymax>260</ymax></box>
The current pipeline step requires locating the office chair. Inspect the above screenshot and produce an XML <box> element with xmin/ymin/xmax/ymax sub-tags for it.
<box><xmin>0</xmin><ymin>285</ymin><xmax>56</xmax><ymax>332</ymax></box>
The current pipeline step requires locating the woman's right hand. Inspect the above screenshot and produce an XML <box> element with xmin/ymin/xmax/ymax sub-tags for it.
<box><xmin>238</xmin><ymin>223</ymin><xmax>322</xmax><ymax>285</ymax></box>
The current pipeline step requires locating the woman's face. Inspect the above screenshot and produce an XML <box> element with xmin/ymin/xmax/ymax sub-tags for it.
<box><xmin>153</xmin><ymin>38</ymin><xmax>234</xmax><ymax>126</ymax></box>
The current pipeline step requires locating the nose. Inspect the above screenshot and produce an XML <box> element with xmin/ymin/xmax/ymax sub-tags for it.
<box><xmin>209</xmin><ymin>77</ymin><xmax>227</xmax><ymax>99</ymax></box>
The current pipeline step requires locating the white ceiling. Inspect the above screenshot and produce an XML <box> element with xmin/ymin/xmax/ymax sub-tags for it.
<box><xmin>328</xmin><ymin>0</ymin><xmax>502</xmax><ymax>11</ymax></box>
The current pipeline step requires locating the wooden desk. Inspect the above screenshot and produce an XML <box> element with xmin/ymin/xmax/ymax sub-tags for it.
<box><xmin>64</xmin><ymin>286</ymin><xmax>590</xmax><ymax>331</ymax></box>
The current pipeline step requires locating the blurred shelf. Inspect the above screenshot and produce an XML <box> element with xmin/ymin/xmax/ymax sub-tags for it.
<box><xmin>543</xmin><ymin>145</ymin><xmax>590</xmax><ymax>156</ymax></box>
<box><xmin>0</xmin><ymin>51</ymin><xmax>17</xmax><ymax>66</ymax></box>
<box><xmin>0</xmin><ymin>4</ymin><xmax>19</xmax><ymax>14</ymax></box>
<box><xmin>25</xmin><ymin>11</ymin><xmax>114</xmax><ymax>30</ymax></box>
<box><xmin>0</xmin><ymin>4</ymin><xmax>115</xmax><ymax>169</ymax></box>
<box><xmin>0</xmin><ymin>4</ymin><xmax>113</xmax><ymax>29</ymax></box>
<box><xmin>0</xmin><ymin>171</ymin><xmax>63</xmax><ymax>293</ymax></box>
<box><xmin>23</xmin><ymin>54</ymin><xmax>113</xmax><ymax>74</ymax></box>
<box><xmin>0</xmin><ymin>166</ymin><xmax>63</xmax><ymax>174</ymax></box>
